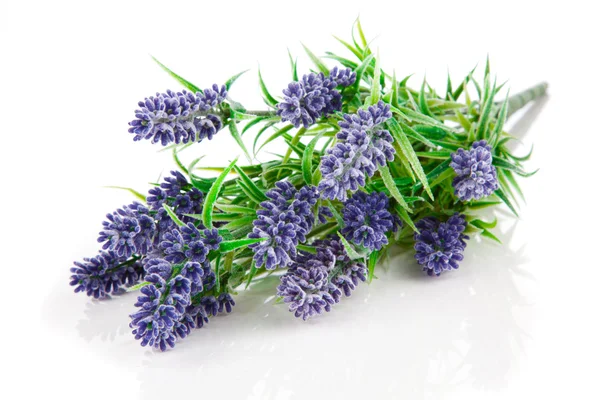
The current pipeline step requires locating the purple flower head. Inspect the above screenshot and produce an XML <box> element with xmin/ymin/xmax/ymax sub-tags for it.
<box><xmin>276</xmin><ymin>71</ymin><xmax>344</xmax><ymax>128</ymax></box>
<box><xmin>201</xmin><ymin>296</ymin><xmax>219</xmax><ymax>317</ymax></box>
<box><xmin>168</xmin><ymin>275</ymin><xmax>192</xmax><ymax>298</ymax></box>
<box><xmin>147</xmin><ymin>187</ymin><xmax>167</xmax><ymax>210</ymax></box>
<box><xmin>181</xmin><ymin>261</ymin><xmax>204</xmax><ymax>288</ymax></box>
<box><xmin>217</xmin><ymin>293</ymin><xmax>236</xmax><ymax>314</ymax></box>
<box><xmin>277</xmin><ymin>238</ymin><xmax>367</xmax><ymax>320</ymax></box>
<box><xmin>143</xmin><ymin>258</ymin><xmax>173</xmax><ymax>280</ymax></box>
<box><xmin>319</xmin><ymin>101</ymin><xmax>395</xmax><ymax>201</ymax></box>
<box><xmin>70</xmin><ymin>251</ymin><xmax>125</xmax><ymax>299</ymax></box>
<box><xmin>97</xmin><ymin>203</ymin><xmax>156</xmax><ymax>258</ymax></box>
<box><xmin>249</xmin><ymin>181</ymin><xmax>319</xmax><ymax>270</ymax></box>
<box><xmin>128</xmin><ymin>85</ymin><xmax>227</xmax><ymax>146</ymax></box>
<box><xmin>277</xmin><ymin>265</ymin><xmax>337</xmax><ymax>321</ymax></box>
<box><xmin>318</xmin><ymin>206</ymin><xmax>334</xmax><ymax>223</ymax></box>
<box><xmin>130</xmin><ymin>304</ymin><xmax>179</xmax><ymax>351</ymax></box>
<box><xmin>450</xmin><ymin>140</ymin><xmax>499</xmax><ymax>201</ymax></box>
<box><xmin>414</xmin><ymin>214</ymin><xmax>469</xmax><ymax>276</ymax></box>
<box><xmin>201</xmin><ymin>228</ymin><xmax>223</xmax><ymax>251</ymax></box>
<box><xmin>160</xmin><ymin>171</ymin><xmax>189</xmax><ymax>196</ymax></box>
<box><xmin>341</xmin><ymin>191</ymin><xmax>395</xmax><ymax>251</ymax></box>
<box><xmin>328</xmin><ymin>66</ymin><xmax>356</xmax><ymax>87</ymax></box>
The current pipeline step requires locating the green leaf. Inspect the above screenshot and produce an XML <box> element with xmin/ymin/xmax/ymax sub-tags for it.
<box><xmin>494</xmin><ymin>188</ymin><xmax>518</xmax><ymax>216</ymax></box>
<box><xmin>233</xmin><ymin>165</ymin><xmax>267</xmax><ymax>201</ymax></box>
<box><xmin>392</xmin><ymin>105</ymin><xmax>455</xmax><ymax>133</ymax></box>
<box><xmin>415</xmin><ymin>151</ymin><xmax>453</xmax><ymax>159</ymax></box>
<box><xmin>367</xmin><ymin>250</ymin><xmax>380</xmax><ymax>283</ymax></box>
<box><xmin>222</xmin><ymin>215</ymin><xmax>257</xmax><ymax>231</ymax></box>
<box><xmin>287</xmin><ymin>49</ymin><xmax>298</xmax><ymax>81</ymax></box>
<box><xmin>228</xmin><ymin>121</ymin><xmax>252</xmax><ymax>162</ymax></box>
<box><xmin>214</xmin><ymin>253</ymin><xmax>222</xmax><ymax>292</ymax></box>
<box><xmin>203</xmin><ymin>158</ymin><xmax>238</xmax><ymax>228</ymax></box>
<box><xmin>399</xmin><ymin>122</ymin><xmax>436</xmax><ymax>148</ymax></box>
<box><xmin>258</xmin><ymin>68</ymin><xmax>278</xmax><ymax>107</ymax></box>
<box><xmin>245</xmin><ymin>261</ymin><xmax>258</xmax><ymax>289</ymax></box>
<box><xmin>471</xmin><ymin>218</ymin><xmax>498</xmax><ymax>230</ymax></box>
<box><xmin>481</xmin><ymin>229</ymin><xmax>502</xmax><ymax>244</ymax></box>
<box><xmin>368</xmin><ymin>49</ymin><xmax>381</xmax><ymax>105</ymax></box>
<box><xmin>351</xmin><ymin>54</ymin><xmax>375</xmax><ymax>93</ymax></box>
<box><xmin>476</xmin><ymin>78</ymin><xmax>496</xmax><ymax>140</ymax></box>
<box><xmin>394</xmin><ymin>205</ymin><xmax>418</xmax><ymax>232</ymax></box>
<box><xmin>354</xmin><ymin>17</ymin><xmax>368</xmax><ymax>49</ymax></box>
<box><xmin>297</xmin><ymin>244</ymin><xmax>318</xmax><ymax>254</ymax></box>
<box><xmin>506</xmin><ymin>145</ymin><xmax>534</xmax><ymax>162</ymax></box>
<box><xmin>429</xmin><ymin>168</ymin><xmax>454</xmax><ymax>189</ymax></box>
<box><xmin>254</xmin><ymin>123</ymin><xmax>293</xmax><ymax>155</ymax></box>
<box><xmin>215</xmin><ymin>203</ymin><xmax>256</xmax><ymax>214</ymax></box>
<box><xmin>103</xmin><ymin>186</ymin><xmax>146</xmax><ymax>202</ymax></box>
<box><xmin>127</xmin><ymin>281</ymin><xmax>151</xmax><ymax>292</ymax></box>
<box><xmin>490</xmin><ymin>91</ymin><xmax>509</xmax><ymax>147</ymax></box>
<box><xmin>327</xmin><ymin>200</ymin><xmax>345</xmax><ymax>226</ymax></box>
<box><xmin>391</xmin><ymin>70</ymin><xmax>399</xmax><ymax>108</ymax></box>
<box><xmin>380</xmin><ymin>165</ymin><xmax>411</xmax><ymax>212</ymax></box>
<box><xmin>151</xmin><ymin>56</ymin><xmax>201</xmax><ymax>93</ymax></box>
<box><xmin>336</xmin><ymin>232</ymin><xmax>366</xmax><ymax>260</ymax></box>
<box><xmin>242</xmin><ymin>116</ymin><xmax>268</xmax><ymax>135</ymax></box>
<box><xmin>302</xmin><ymin>132</ymin><xmax>325</xmax><ymax>185</ymax></box>
<box><xmin>387</xmin><ymin>119</ymin><xmax>433</xmax><ymax>200</ymax></box>
<box><xmin>163</xmin><ymin>204</ymin><xmax>186</xmax><ymax>227</ymax></box>
<box><xmin>333</xmin><ymin>35</ymin><xmax>363</xmax><ymax>60</ymax></box>
<box><xmin>225</xmin><ymin>69</ymin><xmax>250</xmax><ymax>90</ymax></box>
<box><xmin>301</xmin><ymin>43</ymin><xmax>329</xmax><ymax>74</ymax></box>
<box><xmin>220</xmin><ymin>238</ymin><xmax>265</xmax><ymax>253</ymax></box>
<box><xmin>172</xmin><ymin>147</ymin><xmax>188</xmax><ymax>174</ymax></box>
<box><xmin>493</xmin><ymin>157</ymin><xmax>538</xmax><ymax>177</ymax></box>
<box><xmin>418</xmin><ymin>77</ymin><xmax>434</xmax><ymax>117</ymax></box>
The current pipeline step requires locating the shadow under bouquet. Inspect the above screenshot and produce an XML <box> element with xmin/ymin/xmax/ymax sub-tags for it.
<box><xmin>69</xmin><ymin>20</ymin><xmax>546</xmax><ymax>351</ymax></box>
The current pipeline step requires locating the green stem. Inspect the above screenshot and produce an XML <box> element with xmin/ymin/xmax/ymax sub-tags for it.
<box><xmin>505</xmin><ymin>82</ymin><xmax>548</xmax><ymax>118</ymax></box>
<box><xmin>244</xmin><ymin>110</ymin><xmax>278</xmax><ymax>117</ymax></box>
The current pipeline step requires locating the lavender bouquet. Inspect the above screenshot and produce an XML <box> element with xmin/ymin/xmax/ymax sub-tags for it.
<box><xmin>70</xmin><ymin>20</ymin><xmax>546</xmax><ymax>351</ymax></box>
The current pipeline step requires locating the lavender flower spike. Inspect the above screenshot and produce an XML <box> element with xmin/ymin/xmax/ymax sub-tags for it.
<box><xmin>248</xmin><ymin>181</ymin><xmax>319</xmax><ymax>270</ymax></box>
<box><xmin>341</xmin><ymin>191</ymin><xmax>395</xmax><ymax>251</ymax></box>
<box><xmin>319</xmin><ymin>101</ymin><xmax>395</xmax><ymax>201</ymax></box>
<box><xmin>450</xmin><ymin>140</ymin><xmax>499</xmax><ymax>201</ymax></box>
<box><xmin>128</xmin><ymin>85</ymin><xmax>227</xmax><ymax>146</ymax></box>
<box><xmin>414</xmin><ymin>214</ymin><xmax>469</xmax><ymax>276</ymax></box>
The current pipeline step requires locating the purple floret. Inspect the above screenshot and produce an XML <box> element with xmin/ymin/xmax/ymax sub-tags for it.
<box><xmin>341</xmin><ymin>191</ymin><xmax>396</xmax><ymax>251</ymax></box>
<box><xmin>414</xmin><ymin>214</ymin><xmax>469</xmax><ymax>276</ymax></box>
<box><xmin>319</xmin><ymin>101</ymin><xmax>395</xmax><ymax>201</ymax></box>
<box><xmin>450</xmin><ymin>140</ymin><xmax>499</xmax><ymax>201</ymax></box>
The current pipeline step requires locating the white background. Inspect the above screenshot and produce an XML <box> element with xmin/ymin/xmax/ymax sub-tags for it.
<box><xmin>1</xmin><ymin>1</ymin><xmax>599</xmax><ymax>399</ymax></box>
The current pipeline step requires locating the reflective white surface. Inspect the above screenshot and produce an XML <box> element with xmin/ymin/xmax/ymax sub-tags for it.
<box><xmin>3</xmin><ymin>1</ymin><xmax>600</xmax><ymax>399</ymax></box>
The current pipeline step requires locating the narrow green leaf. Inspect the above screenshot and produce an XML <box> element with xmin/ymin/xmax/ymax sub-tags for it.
<box><xmin>127</xmin><ymin>281</ymin><xmax>151</xmax><ymax>292</ymax></box>
<box><xmin>163</xmin><ymin>204</ymin><xmax>186</xmax><ymax>227</ymax></box>
<box><xmin>380</xmin><ymin>165</ymin><xmax>411</xmax><ymax>211</ymax></box>
<box><xmin>481</xmin><ymin>229</ymin><xmax>502</xmax><ymax>244</ymax></box>
<box><xmin>355</xmin><ymin>18</ymin><xmax>368</xmax><ymax>49</ymax></box>
<box><xmin>429</xmin><ymin>167</ymin><xmax>454</xmax><ymax>189</ymax></box>
<box><xmin>245</xmin><ymin>261</ymin><xmax>258</xmax><ymax>289</ymax></box>
<box><xmin>215</xmin><ymin>204</ymin><xmax>256</xmax><ymax>214</ymax></box>
<box><xmin>490</xmin><ymin>91</ymin><xmax>509</xmax><ymax>147</ymax></box>
<box><xmin>387</xmin><ymin>119</ymin><xmax>433</xmax><ymax>199</ymax></box>
<box><xmin>418</xmin><ymin>77</ymin><xmax>434</xmax><ymax>117</ymax></box>
<box><xmin>369</xmin><ymin>49</ymin><xmax>381</xmax><ymax>105</ymax></box>
<box><xmin>506</xmin><ymin>145</ymin><xmax>534</xmax><ymax>162</ymax></box>
<box><xmin>333</xmin><ymin>35</ymin><xmax>363</xmax><ymax>60</ymax></box>
<box><xmin>337</xmin><ymin>232</ymin><xmax>365</xmax><ymax>260</ymax></box>
<box><xmin>233</xmin><ymin>165</ymin><xmax>267</xmax><ymax>201</ymax></box>
<box><xmin>302</xmin><ymin>132</ymin><xmax>325</xmax><ymax>185</ymax></box>
<box><xmin>392</xmin><ymin>105</ymin><xmax>454</xmax><ymax>132</ymax></box>
<box><xmin>476</xmin><ymin>78</ymin><xmax>496</xmax><ymax>140</ymax></box>
<box><xmin>151</xmin><ymin>56</ymin><xmax>201</xmax><ymax>93</ymax></box>
<box><xmin>471</xmin><ymin>218</ymin><xmax>498</xmax><ymax>230</ymax></box>
<box><xmin>494</xmin><ymin>188</ymin><xmax>518</xmax><ymax>216</ymax></box>
<box><xmin>415</xmin><ymin>151</ymin><xmax>453</xmax><ymax>159</ymax></box>
<box><xmin>236</xmin><ymin>180</ymin><xmax>265</xmax><ymax>204</ymax></box>
<box><xmin>225</xmin><ymin>69</ymin><xmax>250</xmax><ymax>90</ymax></box>
<box><xmin>391</xmin><ymin>70</ymin><xmax>399</xmax><ymax>108</ymax></box>
<box><xmin>445</xmin><ymin>69</ymin><xmax>453</xmax><ymax>100</ymax></box>
<box><xmin>104</xmin><ymin>186</ymin><xmax>146</xmax><ymax>202</ymax></box>
<box><xmin>399</xmin><ymin>122</ymin><xmax>436</xmax><ymax>148</ymax></box>
<box><xmin>301</xmin><ymin>43</ymin><xmax>329</xmax><ymax>74</ymax></box>
<box><xmin>242</xmin><ymin>116</ymin><xmax>268</xmax><ymax>135</ymax></box>
<box><xmin>220</xmin><ymin>238</ymin><xmax>265</xmax><ymax>253</ymax></box>
<box><xmin>367</xmin><ymin>250</ymin><xmax>380</xmax><ymax>283</ymax></box>
<box><xmin>172</xmin><ymin>147</ymin><xmax>188</xmax><ymax>174</ymax></box>
<box><xmin>222</xmin><ymin>215</ymin><xmax>257</xmax><ymax>231</ymax></box>
<box><xmin>254</xmin><ymin>123</ymin><xmax>293</xmax><ymax>155</ymax></box>
<box><xmin>327</xmin><ymin>200</ymin><xmax>344</xmax><ymax>226</ymax></box>
<box><xmin>394</xmin><ymin>205</ymin><xmax>418</xmax><ymax>232</ymax></box>
<box><xmin>258</xmin><ymin>68</ymin><xmax>278</xmax><ymax>107</ymax></box>
<box><xmin>214</xmin><ymin>253</ymin><xmax>222</xmax><ymax>292</ymax></box>
<box><xmin>351</xmin><ymin>54</ymin><xmax>375</xmax><ymax>93</ymax></box>
<box><xmin>228</xmin><ymin>121</ymin><xmax>252</xmax><ymax>162</ymax></box>
<box><xmin>287</xmin><ymin>49</ymin><xmax>298</xmax><ymax>81</ymax></box>
<box><xmin>203</xmin><ymin>158</ymin><xmax>238</xmax><ymax>228</ymax></box>
<box><xmin>297</xmin><ymin>244</ymin><xmax>318</xmax><ymax>254</ymax></box>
